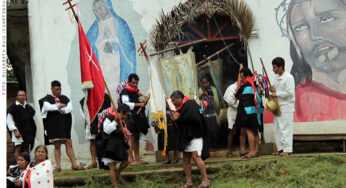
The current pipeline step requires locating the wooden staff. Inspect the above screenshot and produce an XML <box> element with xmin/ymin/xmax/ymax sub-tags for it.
<box><xmin>150</xmin><ymin>39</ymin><xmax>207</xmax><ymax>56</ymax></box>
<box><xmin>260</xmin><ymin>58</ymin><xmax>272</xmax><ymax>87</ymax></box>
<box><xmin>63</xmin><ymin>0</ymin><xmax>133</xmax><ymax>159</ymax></box>
<box><xmin>196</xmin><ymin>43</ymin><xmax>234</xmax><ymax>67</ymax></box>
<box><xmin>198</xmin><ymin>79</ymin><xmax>219</xmax><ymax>115</ymax></box>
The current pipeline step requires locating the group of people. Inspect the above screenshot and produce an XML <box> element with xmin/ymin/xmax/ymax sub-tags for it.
<box><xmin>6</xmin><ymin>57</ymin><xmax>295</xmax><ymax>188</ymax></box>
<box><xmin>7</xmin><ymin>145</ymin><xmax>53</xmax><ymax>188</ymax></box>
<box><xmin>223</xmin><ymin>57</ymin><xmax>295</xmax><ymax>158</ymax></box>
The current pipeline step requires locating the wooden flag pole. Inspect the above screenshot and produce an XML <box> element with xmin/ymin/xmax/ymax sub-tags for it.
<box><xmin>63</xmin><ymin>0</ymin><xmax>133</xmax><ymax>160</ymax></box>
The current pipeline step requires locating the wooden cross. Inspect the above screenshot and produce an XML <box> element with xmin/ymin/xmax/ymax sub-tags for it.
<box><xmin>63</xmin><ymin>0</ymin><xmax>79</xmax><ymax>23</ymax></box>
<box><xmin>137</xmin><ymin>40</ymin><xmax>149</xmax><ymax>62</ymax></box>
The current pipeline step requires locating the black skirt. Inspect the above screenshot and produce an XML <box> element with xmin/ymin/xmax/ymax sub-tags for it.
<box><xmin>96</xmin><ymin>134</ymin><xmax>129</xmax><ymax>170</ymax></box>
<box><xmin>127</xmin><ymin>111</ymin><xmax>150</xmax><ymax>135</ymax></box>
<box><xmin>158</xmin><ymin>124</ymin><xmax>178</xmax><ymax>151</ymax></box>
<box><xmin>204</xmin><ymin>106</ymin><xmax>219</xmax><ymax>147</ymax></box>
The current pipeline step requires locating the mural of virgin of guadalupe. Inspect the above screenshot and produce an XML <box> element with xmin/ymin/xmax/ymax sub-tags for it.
<box><xmin>87</xmin><ymin>0</ymin><xmax>136</xmax><ymax>99</ymax></box>
<box><xmin>287</xmin><ymin>0</ymin><xmax>346</xmax><ymax>122</ymax></box>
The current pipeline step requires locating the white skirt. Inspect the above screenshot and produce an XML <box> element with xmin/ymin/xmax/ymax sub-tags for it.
<box><xmin>184</xmin><ymin>137</ymin><xmax>203</xmax><ymax>156</ymax></box>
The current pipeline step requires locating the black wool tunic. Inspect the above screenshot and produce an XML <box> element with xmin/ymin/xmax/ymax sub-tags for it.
<box><xmin>120</xmin><ymin>88</ymin><xmax>149</xmax><ymax>135</ymax></box>
<box><xmin>7</xmin><ymin>102</ymin><xmax>37</xmax><ymax>145</ymax></box>
<box><xmin>96</xmin><ymin>115</ymin><xmax>129</xmax><ymax>170</ymax></box>
<box><xmin>234</xmin><ymin>82</ymin><xmax>262</xmax><ymax>129</ymax></box>
<box><xmin>39</xmin><ymin>95</ymin><xmax>72</xmax><ymax>145</ymax></box>
<box><xmin>175</xmin><ymin>100</ymin><xmax>209</xmax><ymax>160</ymax></box>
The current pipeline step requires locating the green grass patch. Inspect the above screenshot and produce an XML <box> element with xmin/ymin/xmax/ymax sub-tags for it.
<box><xmin>63</xmin><ymin>154</ymin><xmax>346</xmax><ymax>188</ymax></box>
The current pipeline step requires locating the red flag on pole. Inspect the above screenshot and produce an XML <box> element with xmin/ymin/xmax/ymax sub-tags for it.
<box><xmin>78</xmin><ymin>22</ymin><xmax>105</xmax><ymax>124</ymax></box>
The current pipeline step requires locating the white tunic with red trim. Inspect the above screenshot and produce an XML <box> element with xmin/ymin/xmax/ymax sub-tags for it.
<box><xmin>22</xmin><ymin>159</ymin><xmax>54</xmax><ymax>188</ymax></box>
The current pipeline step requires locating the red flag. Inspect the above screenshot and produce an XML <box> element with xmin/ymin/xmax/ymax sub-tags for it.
<box><xmin>78</xmin><ymin>22</ymin><xmax>105</xmax><ymax>124</ymax></box>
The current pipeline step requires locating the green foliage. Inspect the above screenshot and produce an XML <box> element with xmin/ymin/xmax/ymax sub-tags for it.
<box><xmin>6</xmin><ymin>59</ymin><xmax>17</xmax><ymax>81</ymax></box>
<box><xmin>7</xmin><ymin>0</ymin><xmax>28</xmax><ymax>6</ymax></box>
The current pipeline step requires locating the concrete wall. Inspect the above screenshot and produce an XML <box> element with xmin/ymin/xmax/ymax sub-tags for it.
<box><xmin>27</xmin><ymin>0</ymin><xmax>345</xmax><ymax>166</ymax></box>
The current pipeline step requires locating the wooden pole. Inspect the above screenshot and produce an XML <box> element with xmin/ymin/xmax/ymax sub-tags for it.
<box><xmin>150</xmin><ymin>39</ymin><xmax>207</xmax><ymax>56</ymax></box>
<box><xmin>246</xmin><ymin>41</ymin><xmax>255</xmax><ymax>73</ymax></box>
<box><xmin>260</xmin><ymin>58</ymin><xmax>272</xmax><ymax>87</ymax></box>
<box><xmin>196</xmin><ymin>43</ymin><xmax>234</xmax><ymax>67</ymax></box>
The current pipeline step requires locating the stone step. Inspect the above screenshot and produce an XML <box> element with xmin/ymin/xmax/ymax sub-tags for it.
<box><xmin>155</xmin><ymin>143</ymin><xmax>275</xmax><ymax>162</ymax></box>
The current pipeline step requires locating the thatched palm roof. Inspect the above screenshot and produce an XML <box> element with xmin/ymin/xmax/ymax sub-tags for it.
<box><xmin>150</xmin><ymin>0</ymin><xmax>254</xmax><ymax>51</ymax></box>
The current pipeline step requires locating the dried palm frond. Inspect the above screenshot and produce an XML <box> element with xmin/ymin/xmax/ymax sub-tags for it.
<box><xmin>149</xmin><ymin>0</ymin><xmax>254</xmax><ymax>51</ymax></box>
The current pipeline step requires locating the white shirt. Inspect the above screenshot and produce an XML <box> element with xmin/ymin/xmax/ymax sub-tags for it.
<box><xmin>223</xmin><ymin>83</ymin><xmax>239</xmax><ymax>126</ymax></box>
<box><xmin>41</xmin><ymin>94</ymin><xmax>73</xmax><ymax>118</ymax></box>
<box><xmin>223</xmin><ymin>83</ymin><xmax>239</xmax><ymax>109</ymax></box>
<box><xmin>121</xmin><ymin>95</ymin><xmax>135</xmax><ymax>110</ymax></box>
<box><xmin>103</xmin><ymin>118</ymin><xmax>119</xmax><ymax>134</ymax></box>
<box><xmin>7</xmin><ymin>101</ymin><xmax>29</xmax><ymax>144</ymax></box>
<box><xmin>273</xmin><ymin>71</ymin><xmax>295</xmax><ymax>113</ymax></box>
<box><xmin>7</xmin><ymin>101</ymin><xmax>28</xmax><ymax>131</ymax></box>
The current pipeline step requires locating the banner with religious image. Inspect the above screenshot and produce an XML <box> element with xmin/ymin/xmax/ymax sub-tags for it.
<box><xmin>158</xmin><ymin>48</ymin><xmax>198</xmax><ymax>99</ymax></box>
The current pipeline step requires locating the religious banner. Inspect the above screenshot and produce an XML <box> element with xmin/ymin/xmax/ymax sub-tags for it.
<box><xmin>158</xmin><ymin>48</ymin><xmax>198</xmax><ymax>98</ymax></box>
<box><xmin>78</xmin><ymin>22</ymin><xmax>105</xmax><ymax>128</ymax></box>
<box><xmin>147</xmin><ymin>59</ymin><xmax>168</xmax><ymax>154</ymax></box>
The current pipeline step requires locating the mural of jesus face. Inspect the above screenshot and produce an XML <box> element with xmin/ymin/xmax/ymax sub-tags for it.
<box><xmin>289</xmin><ymin>0</ymin><xmax>346</xmax><ymax>80</ymax></box>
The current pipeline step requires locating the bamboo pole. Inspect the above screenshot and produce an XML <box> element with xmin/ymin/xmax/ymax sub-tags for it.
<box><xmin>150</xmin><ymin>39</ymin><xmax>207</xmax><ymax>56</ymax></box>
<box><xmin>196</xmin><ymin>43</ymin><xmax>234</xmax><ymax>66</ymax></box>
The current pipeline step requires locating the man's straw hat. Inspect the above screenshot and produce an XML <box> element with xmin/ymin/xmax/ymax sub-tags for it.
<box><xmin>266</xmin><ymin>97</ymin><xmax>281</xmax><ymax>116</ymax></box>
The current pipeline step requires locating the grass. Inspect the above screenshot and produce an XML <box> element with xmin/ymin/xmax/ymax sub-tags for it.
<box><xmin>59</xmin><ymin>154</ymin><xmax>346</xmax><ymax>188</ymax></box>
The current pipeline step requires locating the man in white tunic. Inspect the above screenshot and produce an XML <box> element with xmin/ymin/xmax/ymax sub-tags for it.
<box><xmin>269</xmin><ymin>57</ymin><xmax>295</xmax><ymax>156</ymax></box>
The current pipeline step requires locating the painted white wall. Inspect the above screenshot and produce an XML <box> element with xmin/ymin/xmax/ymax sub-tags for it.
<box><xmin>27</xmin><ymin>0</ymin><xmax>345</xmax><ymax>166</ymax></box>
<box><xmin>28</xmin><ymin>0</ymin><xmax>189</xmax><ymax>167</ymax></box>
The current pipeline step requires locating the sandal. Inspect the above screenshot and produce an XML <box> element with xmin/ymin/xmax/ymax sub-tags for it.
<box><xmin>226</xmin><ymin>151</ymin><xmax>233</xmax><ymax>158</ymax></box>
<box><xmin>279</xmin><ymin>152</ymin><xmax>290</xmax><ymax>157</ymax></box>
<box><xmin>53</xmin><ymin>167</ymin><xmax>61</xmax><ymax>173</ymax></box>
<box><xmin>129</xmin><ymin>161</ymin><xmax>141</xmax><ymax>166</ymax></box>
<box><xmin>172</xmin><ymin>159</ymin><xmax>180</xmax><ymax>164</ymax></box>
<box><xmin>181</xmin><ymin>183</ymin><xmax>193</xmax><ymax>188</ymax></box>
<box><xmin>86</xmin><ymin>163</ymin><xmax>97</xmax><ymax>169</ymax></box>
<box><xmin>197</xmin><ymin>180</ymin><xmax>210</xmax><ymax>188</ymax></box>
<box><xmin>239</xmin><ymin>151</ymin><xmax>248</xmax><ymax>157</ymax></box>
<box><xmin>242</xmin><ymin>154</ymin><xmax>255</xmax><ymax>159</ymax></box>
<box><xmin>71</xmin><ymin>165</ymin><xmax>85</xmax><ymax>171</ymax></box>
<box><xmin>138</xmin><ymin>160</ymin><xmax>149</xmax><ymax>164</ymax></box>
<box><xmin>162</xmin><ymin>160</ymin><xmax>171</xmax><ymax>165</ymax></box>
